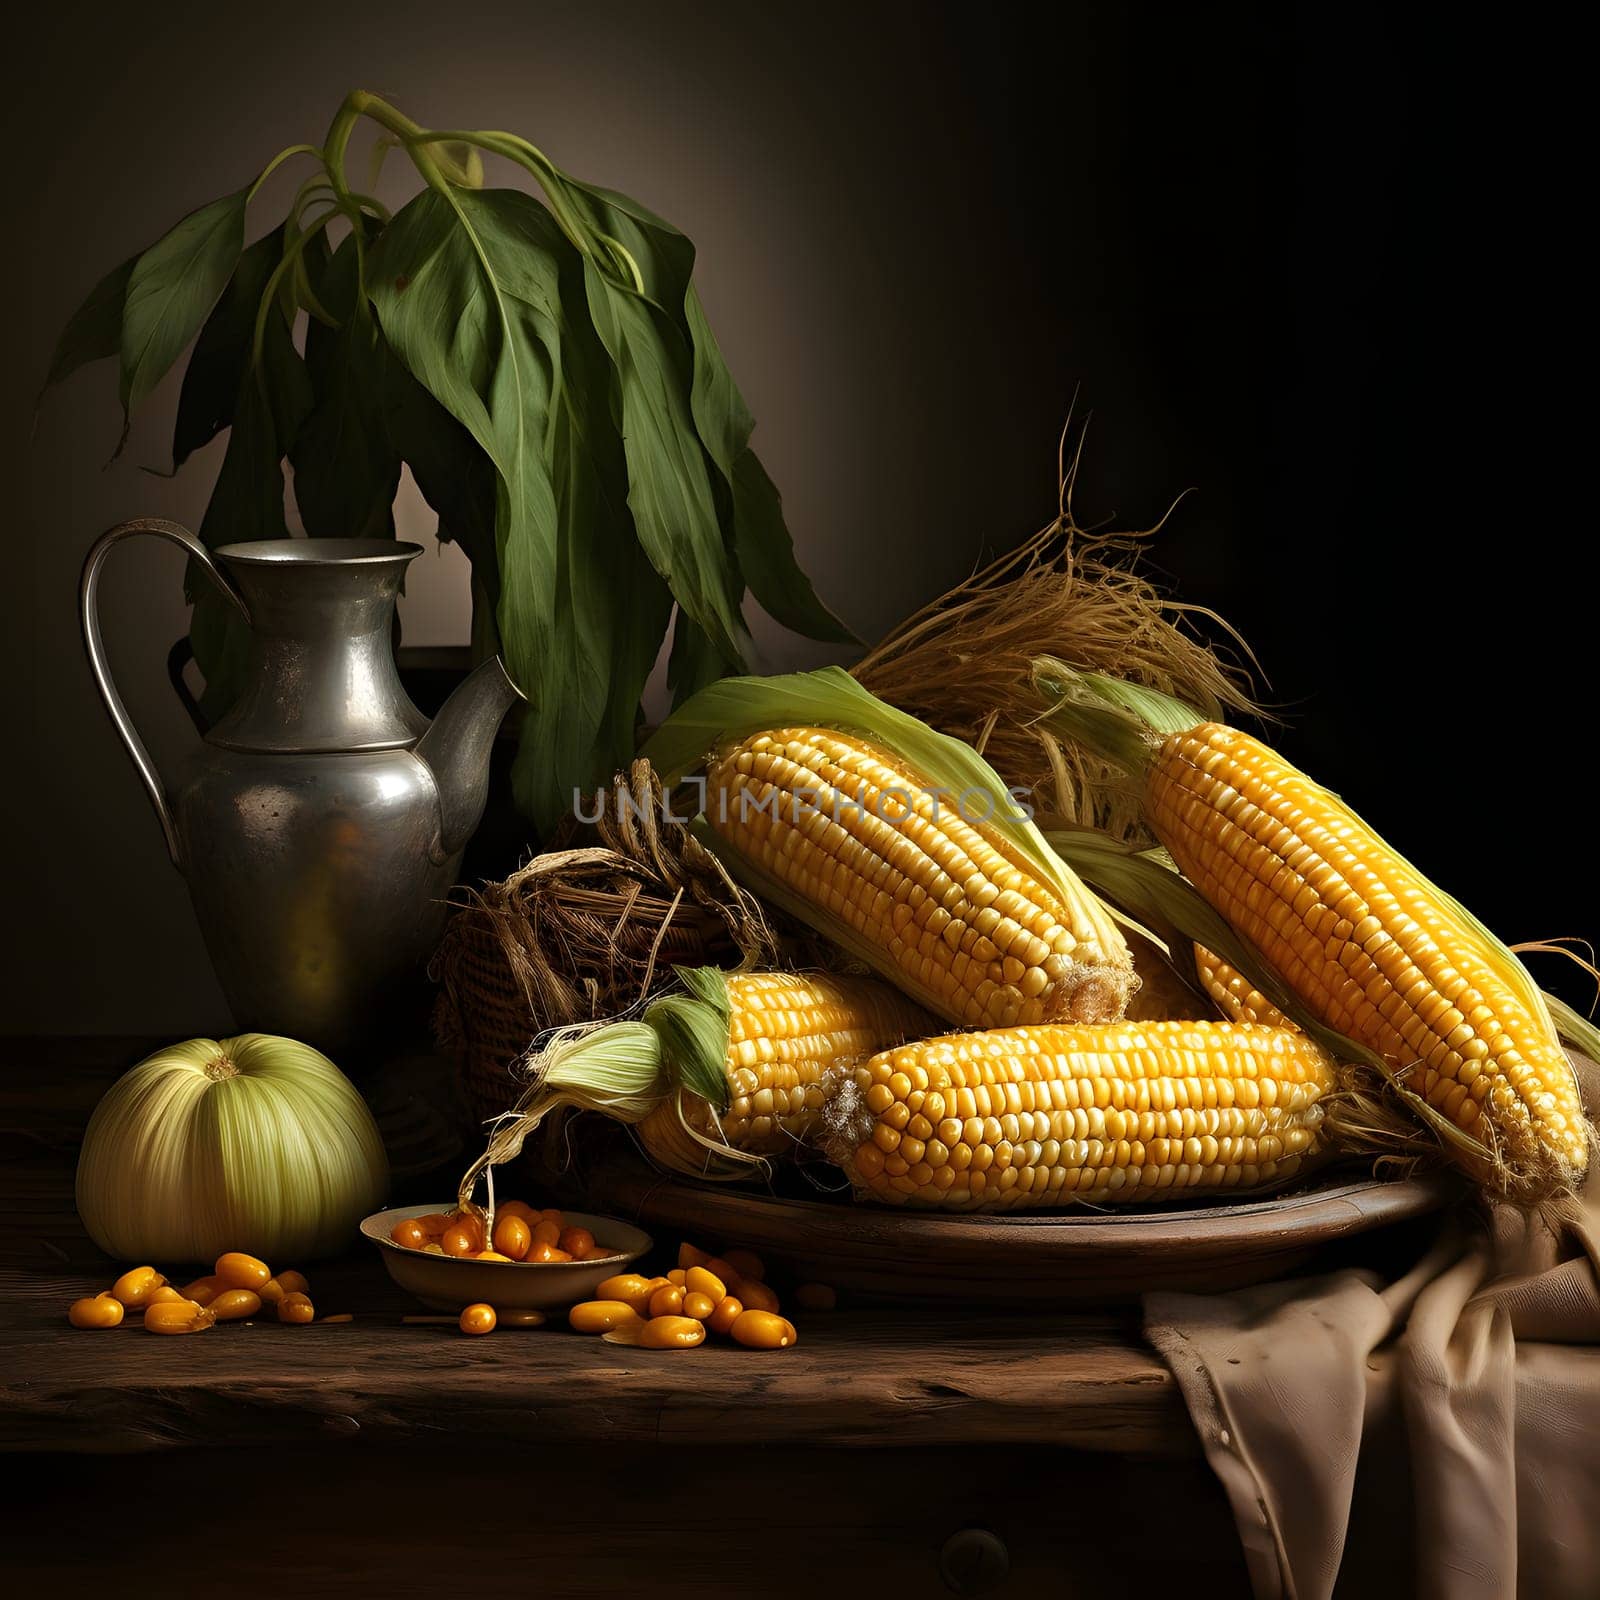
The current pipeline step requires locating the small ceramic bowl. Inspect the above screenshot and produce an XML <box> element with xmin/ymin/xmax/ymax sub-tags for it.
<box><xmin>361</xmin><ymin>1204</ymin><xmax>652</xmax><ymax>1313</ymax></box>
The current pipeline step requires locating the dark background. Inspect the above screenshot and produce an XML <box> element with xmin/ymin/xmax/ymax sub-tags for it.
<box><xmin>5</xmin><ymin>1</ymin><xmax>1593</xmax><ymax>1032</ymax></box>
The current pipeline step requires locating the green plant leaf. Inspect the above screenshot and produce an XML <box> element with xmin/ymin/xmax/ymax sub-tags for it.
<box><xmin>378</xmin><ymin>343</ymin><xmax>499</xmax><ymax>596</ymax></box>
<box><xmin>684</xmin><ymin>288</ymin><xmax>850</xmax><ymax>642</ymax></box>
<box><xmin>582</xmin><ymin>263</ymin><xmax>747</xmax><ymax>666</ymax></box>
<box><xmin>292</xmin><ymin>232</ymin><xmax>401</xmax><ymax>538</ymax></box>
<box><xmin>554</xmin><ymin>173</ymin><xmax>846</xmax><ymax>647</ymax></box>
<box><xmin>370</xmin><ymin>186</ymin><xmax>674</xmax><ymax>828</ymax></box>
<box><xmin>544</xmin><ymin>177</ymin><xmax>747</xmax><ymax>665</ymax></box>
<box><xmin>119</xmin><ymin>189</ymin><xmax>249</xmax><ymax>445</ymax></box>
<box><xmin>666</xmin><ymin>610</ymin><xmax>733</xmax><ymax>706</ymax></box>
<box><xmin>525</xmin><ymin>229</ymin><xmax>675</xmax><ymax>822</ymax></box>
<box><xmin>368</xmin><ymin>187</ymin><xmax>563</xmax><ymax>651</ymax></box>
<box><xmin>172</xmin><ymin>226</ymin><xmax>286</xmax><ymax>470</ymax></box>
<box><xmin>190</xmin><ymin>291</ymin><xmax>313</xmax><ymax>721</ymax></box>
<box><xmin>42</xmin><ymin>256</ymin><xmax>134</xmax><ymax>393</ymax></box>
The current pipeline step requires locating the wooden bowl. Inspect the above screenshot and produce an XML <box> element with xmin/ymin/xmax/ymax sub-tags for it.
<box><xmin>599</xmin><ymin>1169</ymin><xmax>1465</xmax><ymax>1305</ymax></box>
<box><xmin>361</xmin><ymin>1204</ymin><xmax>652</xmax><ymax>1312</ymax></box>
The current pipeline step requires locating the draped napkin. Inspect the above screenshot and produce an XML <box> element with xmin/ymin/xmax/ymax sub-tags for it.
<box><xmin>1145</xmin><ymin>1053</ymin><xmax>1600</xmax><ymax>1600</ymax></box>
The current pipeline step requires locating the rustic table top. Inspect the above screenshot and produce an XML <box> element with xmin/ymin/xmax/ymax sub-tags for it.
<box><xmin>0</xmin><ymin>1038</ymin><xmax>1193</xmax><ymax>1458</ymax></box>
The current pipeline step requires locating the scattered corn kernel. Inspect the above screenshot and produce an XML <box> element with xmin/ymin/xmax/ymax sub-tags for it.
<box><xmin>707</xmin><ymin>1296</ymin><xmax>744</xmax><ymax>1336</ymax></box>
<box><xmin>638</xmin><ymin>1316</ymin><xmax>706</xmax><ymax>1349</ymax></box>
<box><xmin>569</xmin><ymin>1301</ymin><xmax>644</xmax><ymax>1335</ymax></box>
<box><xmin>215</xmin><ymin>1253</ymin><xmax>271</xmax><ymax>1291</ymax></box>
<box><xmin>684</xmin><ymin>1266</ymin><xmax>726</xmax><ymax>1303</ymax></box>
<box><xmin>459</xmin><ymin>1303</ymin><xmax>497</xmax><ymax>1336</ymax></box>
<box><xmin>209</xmin><ymin>1289</ymin><xmax>263</xmax><ymax>1321</ymax></box>
<box><xmin>794</xmin><ymin>1283</ymin><xmax>837</xmax><ymax>1312</ymax></box>
<box><xmin>649</xmin><ymin>1285</ymin><xmax>686</xmax><ymax>1318</ymax></box>
<box><xmin>144</xmin><ymin>1299</ymin><xmax>216</xmax><ymax>1335</ymax></box>
<box><xmin>68</xmin><ymin>1295</ymin><xmax>124</xmax><ymax>1329</ymax></box>
<box><xmin>277</xmin><ymin>1293</ymin><xmax>316</xmax><ymax>1325</ymax></box>
<box><xmin>595</xmin><ymin>1275</ymin><xmax>657</xmax><ymax>1316</ymax></box>
<box><xmin>110</xmin><ymin>1266</ymin><xmax>167</xmax><ymax>1307</ymax></box>
<box><xmin>730</xmin><ymin>1310</ymin><xmax>797</xmax><ymax>1350</ymax></box>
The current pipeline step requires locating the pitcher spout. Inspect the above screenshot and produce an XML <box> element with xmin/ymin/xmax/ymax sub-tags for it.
<box><xmin>413</xmin><ymin>657</ymin><xmax>524</xmax><ymax>859</ymax></box>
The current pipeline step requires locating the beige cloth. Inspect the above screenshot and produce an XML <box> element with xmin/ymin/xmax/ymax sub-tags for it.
<box><xmin>1145</xmin><ymin>1054</ymin><xmax>1600</xmax><ymax>1600</ymax></box>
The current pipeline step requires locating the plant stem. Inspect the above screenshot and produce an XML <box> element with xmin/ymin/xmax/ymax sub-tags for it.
<box><xmin>248</xmin><ymin>143</ymin><xmax>327</xmax><ymax>202</ymax></box>
<box><xmin>321</xmin><ymin>92</ymin><xmax>626</xmax><ymax>282</ymax></box>
<box><xmin>250</xmin><ymin>208</ymin><xmax>339</xmax><ymax>370</ymax></box>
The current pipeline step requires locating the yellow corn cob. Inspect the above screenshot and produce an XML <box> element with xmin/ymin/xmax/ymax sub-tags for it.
<box><xmin>823</xmin><ymin>1020</ymin><xmax>1337</xmax><ymax>1208</ymax></box>
<box><xmin>1150</xmin><ymin>724</ymin><xmax>1588</xmax><ymax>1192</ymax></box>
<box><xmin>637</xmin><ymin>970</ymin><xmax>931</xmax><ymax>1172</ymax></box>
<box><xmin>1195</xmin><ymin>945</ymin><xmax>1296</xmax><ymax>1030</ymax></box>
<box><xmin>705</xmin><ymin>728</ymin><xmax>1134</xmax><ymax>1030</ymax></box>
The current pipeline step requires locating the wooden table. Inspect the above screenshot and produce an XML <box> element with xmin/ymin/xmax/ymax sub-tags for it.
<box><xmin>1</xmin><ymin>1040</ymin><xmax>1248</xmax><ymax>1595</ymax></box>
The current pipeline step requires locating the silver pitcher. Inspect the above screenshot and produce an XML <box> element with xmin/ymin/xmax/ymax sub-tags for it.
<box><xmin>81</xmin><ymin>519</ymin><xmax>523</xmax><ymax>1057</ymax></box>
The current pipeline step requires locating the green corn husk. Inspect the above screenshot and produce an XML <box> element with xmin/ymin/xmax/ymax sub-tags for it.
<box><xmin>454</xmin><ymin>967</ymin><xmax>750</xmax><ymax>1222</ymax></box>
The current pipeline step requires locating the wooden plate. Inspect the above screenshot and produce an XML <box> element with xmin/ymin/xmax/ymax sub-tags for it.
<box><xmin>597</xmin><ymin>1168</ymin><xmax>1466</xmax><ymax>1304</ymax></box>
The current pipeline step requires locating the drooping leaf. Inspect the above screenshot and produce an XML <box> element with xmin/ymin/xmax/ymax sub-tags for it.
<box><xmin>522</xmin><ymin>227</ymin><xmax>674</xmax><ymax>822</ymax></box>
<box><xmin>370</xmin><ymin>187</ymin><xmax>634</xmax><ymax>828</ymax></box>
<box><xmin>189</xmin><ymin>291</ymin><xmax>313</xmax><ymax>721</ymax></box>
<box><xmin>172</xmin><ymin>226</ymin><xmax>286</xmax><ymax>470</ymax></box>
<box><xmin>582</xmin><ymin>263</ymin><xmax>747</xmax><ymax>667</ymax></box>
<box><xmin>368</xmin><ymin>188</ymin><xmax>562</xmax><ymax>657</ymax></box>
<box><xmin>556</xmin><ymin>178</ymin><xmax>698</xmax><ymax>330</ymax></box>
<box><xmin>666</xmin><ymin>610</ymin><xmax>734</xmax><ymax>706</ymax></box>
<box><xmin>378</xmin><ymin>341</ymin><xmax>499</xmax><ymax>598</ymax></box>
<box><xmin>557</xmin><ymin>169</ymin><xmax>846</xmax><ymax>647</ymax></box>
<box><xmin>42</xmin><ymin>255</ymin><xmax>135</xmax><ymax>393</ymax></box>
<box><xmin>119</xmin><ymin>189</ymin><xmax>249</xmax><ymax>441</ymax></box>
<box><xmin>292</xmin><ymin>231</ymin><xmax>401</xmax><ymax>538</ymax></box>
<box><xmin>685</xmin><ymin>288</ymin><xmax>851</xmax><ymax>642</ymax></box>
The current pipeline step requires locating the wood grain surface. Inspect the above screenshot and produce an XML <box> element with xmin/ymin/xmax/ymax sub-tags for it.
<box><xmin>0</xmin><ymin>1038</ymin><xmax>1195</xmax><ymax>1459</ymax></box>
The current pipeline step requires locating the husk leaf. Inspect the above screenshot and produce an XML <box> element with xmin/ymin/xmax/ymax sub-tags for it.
<box><xmin>641</xmin><ymin>665</ymin><xmax>1085</xmax><ymax>911</ymax></box>
<box><xmin>456</xmin><ymin>966</ymin><xmax>770</xmax><ymax>1218</ymax></box>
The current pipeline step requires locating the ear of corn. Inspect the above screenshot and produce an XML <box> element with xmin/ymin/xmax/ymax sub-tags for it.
<box><xmin>642</xmin><ymin>668</ymin><xmax>1135</xmax><ymax>1030</ymax></box>
<box><xmin>1038</xmin><ymin>666</ymin><xmax>1592</xmax><ymax>1201</ymax></box>
<box><xmin>822</xmin><ymin>1020</ymin><xmax>1338</xmax><ymax>1208</ymax></box>
<box><xmin>1196</xmin><ymin>946</ymin><xmax>1296</xmax><ymax>1031</ymax></box>
<box><xmin>457</xmin><ymin>968</ymin><xmax>933</xmax><ymax>1207</ymax></box>
<box><xmin>636</xmin><ymin>969</ymin><xmax>933</xmax><ymax>1174</ymax></box>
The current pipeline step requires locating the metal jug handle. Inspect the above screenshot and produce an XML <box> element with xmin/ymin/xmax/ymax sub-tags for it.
<box><xmin>80</xmin><ymin>518</ymin><xmax>250</xmax><ymax>868</ymax></box>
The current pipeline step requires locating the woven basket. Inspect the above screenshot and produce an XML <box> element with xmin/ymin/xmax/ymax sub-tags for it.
<box><xmin>432</xmin><ymin>762</ymin><xmax>776</xmax><ymax>1132</ymax></box>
